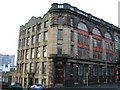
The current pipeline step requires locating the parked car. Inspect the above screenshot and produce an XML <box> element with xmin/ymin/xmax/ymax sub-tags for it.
<box><xmin>11</xmin><ymin>82</ymin><xmax>23</xmax><ymax>90</ymax></box>
<box><xmin>29</xmin><ymin>84</ymin><xmax>44</xmax><ymax>90</ymax></box>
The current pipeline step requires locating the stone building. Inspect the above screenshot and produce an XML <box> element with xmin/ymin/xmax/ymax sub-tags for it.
<box><xmin>16</xmin><ymin>3</ymin><xmax>120</xmax><ymax>88</ymax></box>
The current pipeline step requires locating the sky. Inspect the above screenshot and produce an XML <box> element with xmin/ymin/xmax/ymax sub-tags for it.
<box><xmin>0</xmin><ymin>0</ymin><xmax>119</xmax><ymax>59</ymax></box>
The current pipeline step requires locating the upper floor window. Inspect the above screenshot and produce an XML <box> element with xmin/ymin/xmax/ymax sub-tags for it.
<box><xmin>78</xmin><ymin>34</ymin><xmax>82</xmax><ymax>43</ymax></box>
<box><xmin>27</xmin><ymin>27</ymin><xmax>31</xmax><ymax>34</ymax></box>
<box><xmin>20</xmin><ymin>29</ymin><xmax>26</xmax><ymax>36</ymax></box>
<box><xmin>36</xmin><ymin>62</ymin><xmax>39</xmax><ymax>73</ymax></box>
<box><xmin>44</xmin><ymin>31</ymin><xmax>48</xmax><ymax>41</ymax></box>
<box><xmin>30</xmin><ymin>63</ymin><xmax>34</xmax><ymax>72</ymax></box>
<box><xmin>105</xmin><ymin>32</ymin><xmax>113</xmax><ymax>62</ymax></box>
<box><xmin>26</xmin><ymin>37</ymin><xmax>30</xmax><ymax>46</ymax></box>
<box><xmin>58</xmin><ymin>29</ymin><xmax>63</xmax><ymax>40</ymax></box>
<box><xmin>21</xmin><ymin>40</ymin><xmax>24</xmax><ymax>47</ymax></box>
<box><xmin>84</xmin><ymin>36</ymin><xmax>89</xmax><ymax>45</ymax></box>
<box><xmin>93</xmin><ymin>38</ymin><xmax>97</xmax><ymax>47</ymax></box>
<box><xmin>57</xmin><ymin>44</ymin><xmax>62</xmax><ymax>55</ymax></box>
<box><xmin>36</xmin><ymin>47</ymin><xmax>40</xmax><ymax>58</ymax></box>
<box><xmin>37</xmin><ymin>34</ymin><xmax>41</xmax><ymax>43</ymax></box>
<box><xmin>105</xmin><ymin>42</ymin><xmax>112</xmax><ymax>50</ymax></box>
<box><xmin>58</xmin><ymin>16</ymin><xmax>63</xmax><ymax>25</ymax></box>
<box><xmin>42</xmin><ymin>62</ymin><xmax>46</xmax><ymax>74</ymax></box>
<box><xmin>93</xmin><ymin>28</ymin><xmax>101</xmax><ymax>36</ymax></box>
<box><xmin>31</xmin><ymin>48</ymin><xmax>34</xmax><ymax>59</ymax></box>
<box><xmin>93</xmin><ymin>38</ymin><xmax>102</xmax><ymax>48</ymax></box>
<box><xmin>71</xmin><ymin>45</ymin><xmax>74</xmax><ymax>55</ymax></box>
<box><xmin>78</xmin><ymin>47</ymin><xmax>82</xmax><ymax>57</ymax></box>
<box><xmin>38</xmin><ymin>23</ymin><xmax>41</xmax><ymax>30</ymax></box>
<box><xmin>105</xmin><ymin>32</ymin><xmax>112</xmax><ymax>40</ymax></box>
<box><xmin>71</xmin><ymin>31</ymin><xmax>74</xmax><ymax>42</ymax></box>
<box><xmin>78</xmin><ymin>47</ymin><xmax>89</xmax><ymax>59</ymax></box>
<box><xmin>106</xmin><ymin>53</ymin><xmax>113</xmax><ymax>62</ymax></box>
<box><xmin>93</xmin><ymin>51</ymin><xmax>102</xmax><ymax>60</ymax></box>
<box><xmin>77</xmin><ymin>22</ymin><xmax>88</xmax><ymax>31</ymax></box>
<box><xmin>25</xmin><ymin>63</ymin><xmax>28</xmax><ymax>73</ymax></box>
<box><xmin>98</xmin><ymin>40</ymin><xmax>102</xmax><ymax>48</ymax></box>
<box><xmin>26</xmin><ymin>49</ymin><xmax>29</xmax><ymax>59</ymax></box>
<box><xmin>19</xmin><ymin>40</ymin><xmax>22</xmax><ymax>47</ymax></box>
<box><xmin>32</xmin><ymin>35</ymin><xmax>35</xmax><ymax>44</ymax></box>
<box><xmin>105</xmin><ymin>32</ymin><xmax>112</xmax><ymax>50</ymax></box>
<box><xmin>78</xmin><ymin>33</ymin><xmax>89</xmax><ymax>45</ymax></box>
<box><xmin>43</xmin><ymin>46</ymin><xmax>47</xmax><ymax>57</ymax></box>
<box><xmin>70</xmin><ymin>18</ymin><xmax>74</xmax><ymax>26</ymax></box>
<box><xmin>92</xmin><ymin>28</ymin><xmax>102</xmax><ymax>49</ymax></box>
<box><xmin>115</xmin><ymin>36</ymin><xmax>120</xmax><ymax>50</ymax></box>
<box><xmin>44</xmin><ymin>21</ymin><xmax>48</xmax><ymax>28</ymax></box>
<box><xmin>32</xmin><ymin>25</ymin><xmax>36</xmax><ymax>32</ymax></box>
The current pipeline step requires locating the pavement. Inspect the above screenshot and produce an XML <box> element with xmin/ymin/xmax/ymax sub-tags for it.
<box><xmin>48</xmin><ymin>83</ymin><xmax>120</xmax><ymax>90</ymax></box>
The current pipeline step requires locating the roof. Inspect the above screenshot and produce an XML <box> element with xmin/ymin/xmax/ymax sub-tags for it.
<box><xmin>50</xmin><ymin>3</ymin><xmax>120</xmax><ymax>32</ymax></box>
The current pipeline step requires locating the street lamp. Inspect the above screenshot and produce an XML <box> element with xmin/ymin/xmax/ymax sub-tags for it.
<box><xmin>105</xmin><ymin>59</ymin><xmax>108</xmax><ymax>84</ymax></box>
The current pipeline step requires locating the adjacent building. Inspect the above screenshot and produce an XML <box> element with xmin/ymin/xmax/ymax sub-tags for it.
<box><xmin>0</xmin><ymin>54</ymin><xmax>15</xmax><ymax>72</ymax></box>
<box><xmin>0</xmin><ymin>54</ymin><xmax>15</xmax><ymax>87</ymax></box>
<box><xmin>16</xmin><ymin>3</ymin><xmax>120</xmax><ymax>88</ymax></box>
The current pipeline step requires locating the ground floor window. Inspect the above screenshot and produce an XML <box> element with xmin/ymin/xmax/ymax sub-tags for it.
<box><xmin>35</xmin><ymin>78</ymin><xmax>39</xmax><ymax>85</ymax></box>
<box><xmin>78</xmin><ymin>64</ymin><xmax>83</xmax><ymax>75</ymax></box>
<box><xmin>42</xmin><ymin>79</ymin><xmax>46</xmax><ymax>87</ymax></box>
<box><xmin>24</xmin><ymin>78</ymin><xmax>27</xmax><ymax>87</ymax></box>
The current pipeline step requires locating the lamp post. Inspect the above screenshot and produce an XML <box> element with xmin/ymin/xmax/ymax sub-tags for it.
<box><xmin>86</xmin><ymin>72</ymin><xmax>89</xmax><ymax>86</ymax></box>
<box><xmin>105</xmin><ymin>59</ymin><xmax>108</xmax><ymax>84</ymax></box>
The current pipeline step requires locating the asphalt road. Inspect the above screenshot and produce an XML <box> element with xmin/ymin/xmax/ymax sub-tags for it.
<box><xmin>46</xmin><ymin>83</ymin><xmax>120</xmax><ymax>90</ymax></box>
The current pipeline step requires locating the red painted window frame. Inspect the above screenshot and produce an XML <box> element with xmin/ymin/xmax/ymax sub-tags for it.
<box><xmin>105</xmin><ymin>38</ymin><xmax>113</xmax><ymax>61</ymax></box>
<box><xmin>105</xmin><ymin>38</ymin><xmax>113</xmax><ymax>54</ymax></box>
<box><xmin>92</xmin><ymin>34</ymin><xmax>102</xmax><ymax>60</ymax></box>
<box><xmin>78</xmin><ymin>29</ymin><xmax>89</xmax><ymax>59</ymax></box>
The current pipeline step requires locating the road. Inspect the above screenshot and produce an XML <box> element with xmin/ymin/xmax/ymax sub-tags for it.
<box><xmin>48</xmin><ymin>83</ymin><xmax>120</xmax><ymax>90</ymax></box>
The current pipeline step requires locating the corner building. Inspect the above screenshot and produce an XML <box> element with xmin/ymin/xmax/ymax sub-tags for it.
<box><xmin>16</xmin><ymin>3</ymin><xmax>120</xmax><ymax>88</ymax></box>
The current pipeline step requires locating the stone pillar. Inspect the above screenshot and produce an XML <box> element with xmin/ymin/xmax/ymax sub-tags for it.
<box><xmin>63</xmin><ymin>27</ymin><xmax>69</xmax><ymax>54</ymax></box>
<box><xmin>89</xmin><ymin>33</ymin><xmax>93</xmax><ymax>58</ymax></box>
<box><xmin>102</xmin><ymin>38</ymin><xmax>106</xmax><ymax>61</ymax></box>
<box><xmin>112</xmin><ymin>39</ymin><xmax>115</xmax><ymax>62</ymax></box>
<box><xmin>74</xmin><ymin>30</ymin><xmax>78</xmax><ymax>56</ymax></box>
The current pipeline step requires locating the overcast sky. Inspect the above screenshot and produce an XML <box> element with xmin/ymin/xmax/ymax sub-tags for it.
<box><xmin>0</xmin><ymin>0</ymin><xmax>119</xmax><ymax>58</ymax></box>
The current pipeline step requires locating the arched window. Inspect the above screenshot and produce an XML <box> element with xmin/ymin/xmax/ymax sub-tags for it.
<box><xmin>92</xmin><ymin>28</ymin><xmax>102</xmax><ymax>60</ymax></box>
<box><xmin>93</xmin><ymin>28</ymin><xmax>101</xmax><ymax>36</ymax></box>
<box><xmin>77</xmin><ymin>22</ymin><xmax>89</xmax><ymax>59</ymax></box>
<box><xmin>77</xmin><ymin>22</ymin><xmax>88</xmax><ymax>31</ymax></box>
<box><xmin>105</xmin><ymin>32</ymin><xmax>112</xmax><ymax>39</ymax></box>
<box><xmin>105</xmin><ymin>32</ymin><xmax>113</xmax><ymax>62</ymax></box>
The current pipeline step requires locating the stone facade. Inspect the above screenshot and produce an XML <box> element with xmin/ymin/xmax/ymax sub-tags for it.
<box><xmin>15</xmin><ymin>3</ymin><xmax>120</xmax><ymax>88</ymax></box>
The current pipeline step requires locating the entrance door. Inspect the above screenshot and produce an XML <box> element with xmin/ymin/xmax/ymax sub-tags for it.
<box><xmin>55</xmin><ymin>66</ymin><xmax>64</xmax><ymax>83</ymax></box>
<box><xmin>29</xmin><ymin>78</ymin><xmax>33</xmax><ymax>87</ymax></box>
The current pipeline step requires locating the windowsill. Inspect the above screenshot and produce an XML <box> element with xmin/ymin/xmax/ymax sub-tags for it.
<box><xmin>44</xmin><ymin>40</ymin><xmax>48</xmax><ymax>42</ymax></box>
<box><xmin>58</xmin><ymin>39</ymin><xmax>63</xmax><ymax>40</ymax></box>
<box><xmin>36</xmin><ymin>57</ymin><xmax>40</xmax><ymax>59</ymax></box>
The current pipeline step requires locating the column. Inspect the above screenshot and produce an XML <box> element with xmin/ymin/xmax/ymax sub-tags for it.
<box><xmin>89</xmin><ymin>32</ymin><xmax>93</xmax><ymax>58</ymax></box>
